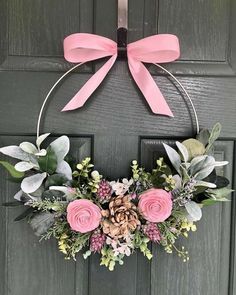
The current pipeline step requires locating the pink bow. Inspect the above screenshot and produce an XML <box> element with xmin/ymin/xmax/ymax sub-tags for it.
<box><xmin>62</xmin><ymin>33</ymin><xmax>180</xmax><ymax>116</ymax></box>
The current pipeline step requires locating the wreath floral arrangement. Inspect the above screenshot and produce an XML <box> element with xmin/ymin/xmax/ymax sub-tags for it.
<box><xmin>0</xmin><ymin>123</ymin><xmax>232</xmax><ymax>270</ymax></box>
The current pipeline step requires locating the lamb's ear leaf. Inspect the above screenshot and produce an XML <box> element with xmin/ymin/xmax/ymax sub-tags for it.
<box><xmin>196</xmin><ymin>129</ymin><xmax>210</xmax><ymax>146</ymax></box>
<box><xmin>19</xmin><ymin>142</ymin><xmax>37</xmax><ymax>154</ymax></box>
<box><xmin>0</xmin><ymin>161</ymin><xmax>25</xmax><ymax>178</ymax></box>
<box><xmin>29</xmin><ymin>212</ymin><xmax>55</xmax><ymax>236</ymax></box>
<box><xmin>21</xmin><ymin>172</ymin><xmax>47</xmax><ymax>194</ymax></box>
<box><xmin>185</xmin><ymin>201</ymin><xmax>202</xmax><ymax>221</ymax></box>
<box><xmin>176</xmin><ymin>141</ymin><xmax>189</xmax><ymax>162</ymax></box>
<box><xmin>205</xmin><ymin>123</ymin><xmax>222</xmax><ymax>153</ymax></box>
<box><xmin>50</xmin><ymin>135</ymin><xmax>70</xmax><ymax>163</ymax></box>
<box><xmin>163</xmin><ymin>143</ymin><xmax>181</xmax><ymax>175</ymax></box>
<box><xmin>15</xmin><ymin>161</ymin><xmax>35</xmax><ymax>172</ymax></box>
<box><xmin>56</xmin><ymin>160</ymin><xmax>72</xmax><ymax>180</ymax></box>
<box><xmin>36</xmin><ymin>133</ymin><xmax>51</xmax><ymax>149</ymax></box>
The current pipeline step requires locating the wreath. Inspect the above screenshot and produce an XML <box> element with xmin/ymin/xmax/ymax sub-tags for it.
<box><xmin>0</xmin><ymin>123</ymin><xmax>232</xmax><ymax>270</ymax></box>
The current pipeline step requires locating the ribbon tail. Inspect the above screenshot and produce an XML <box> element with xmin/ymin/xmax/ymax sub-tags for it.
<box><xmin>128</xmin><ymin>58</ymin><xmax>174</xmax><ymax>117</ymax></box>
<box><xmin>62</xmin><ymin>54</ymin><xmax>117</xmax><ymax>111</ymax></box>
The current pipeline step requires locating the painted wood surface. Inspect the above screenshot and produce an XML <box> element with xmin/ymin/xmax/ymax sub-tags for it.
<box><xmin>0</xmin><ymin>0</ymin><xmax>235</xmax><ymax>294</ymax></box>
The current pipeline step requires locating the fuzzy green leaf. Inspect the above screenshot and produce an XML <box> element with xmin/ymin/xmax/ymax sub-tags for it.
<box><xmin>38</xmin><ymin>146</ymin><xmax>57</xmax><ymax>174</ymax></box>
<box><xmin>207</xmin><ymin>187</ymin><xmax>233</xmax><ymax>199</ymax></box>
<box><xmin>163</xmin><ymin>143</ymin><xmax>181</xmax><ymax>175</ymax></box>
<box><xmin>176</xmin><ymin>141</ymin><xmax>189</xmax><ymax>162</ymax></box>
<box><xmin>45</xmin><ymin>174</ymin><xmax>68</xmax><ymax>189</ymax></box>
<box><xmin>29</xmin><ymin>212</ymin><xmax>55</xmax><ymax>236</ymax></box>
<box><xmin>205</xmin><ymin>123</ymin><xmax>222</xmax><ymax>153</ymax></box>
<box><xmin>0</xmin><ymin>161</ymin><xmax>25</xmax><ymax>178</ymax></box>
<box><xmin>196</xmin><ymin>129</ymin><xmax>210</xmax><ymax>146</ymax></box>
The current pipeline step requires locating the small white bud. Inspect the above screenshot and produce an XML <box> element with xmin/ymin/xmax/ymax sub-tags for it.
<box><xmin>91</xmin><ymin>170</ymin><xmax>100</xmax><ymax>179</ymax></box>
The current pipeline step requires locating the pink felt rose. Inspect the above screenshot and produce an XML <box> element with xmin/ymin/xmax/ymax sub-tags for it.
<box><xmin>138</xmin><ymin>189</ymin><xmax>172</xmax><ymax>222</ymax></box>
<box><xmin>67</xmin><ymin>199</ymin><xmax>101</xmax><ymax>233</ymax></box>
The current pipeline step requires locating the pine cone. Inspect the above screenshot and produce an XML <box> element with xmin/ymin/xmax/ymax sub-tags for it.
<box><xmin>101</xmin><ymin>195</ymin><xmax>140</xmax><ymax>238</ymax></box>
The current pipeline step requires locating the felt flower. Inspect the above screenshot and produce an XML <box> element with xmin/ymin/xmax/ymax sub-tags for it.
<box><xmin>138</xmin><ymin>189</ymin><xmax>172</xmax><ymax>222</ymax></box>
<box><xmin>110</xmin><ymin>178</ymin><xmax>133</xmax><ymax>195</ymax></box>
<box><xmin>67</xmin><ymin>199</ymin><xmax>101</xmax><ymax>233</ymax></box>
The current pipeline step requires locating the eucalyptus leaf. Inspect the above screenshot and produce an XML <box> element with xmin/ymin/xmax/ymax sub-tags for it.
<box><xmin>21</xmin><ymin>172</ymin><xmax>47</xmax><ymax>193</ymax></box>
<box><xmin>29</xmin><ymin>212</ymin><xmax>55</xmax><ymax>236</ymax></box>
<box><xmin>0</xmin><ymin>161</ymin><xmax>25</xmax><ymax>178</ymax></box>
<box><xmin>185</xmin><ymin>201</ymin><xmax>202</xmax><ymax>221</ymax></box>
<box><xmin>182</xmin><ymin>139</ymin><xmax>205</xmax><ymax>160</ymax></box>
<box><xmin>38</xmin><ymin>146</ymin><xmax>57</xmax><ymax>174</ymax></box>
<box><xmin>50</xmin><ymin>135</ymin><xmax>70</xmax><ymax>163</ymax></box>
<box><xmin>176</xmin><ymin>141</ymin><xmax>189</xmax><ymax>162</ymax></box>
<box><xmin>163</xmin><ymin>143</ymin><xmax>181</xmax><ymax>175</ymax></box>
<box><xmin>196</xmin><ymin>128</ymin><xmax>210</xmax><ymax>146</ymax></box>
<box><xmin>36</xmin><ymin>133</ymin><xmax>50</xmax><ymax>149</ymax></box>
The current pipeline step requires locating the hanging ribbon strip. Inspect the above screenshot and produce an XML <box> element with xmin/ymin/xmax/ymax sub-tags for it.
<box><xmin>62</xmin><ymin>33</ymin><xmax>180</xmax><ymax>117</ymax></box>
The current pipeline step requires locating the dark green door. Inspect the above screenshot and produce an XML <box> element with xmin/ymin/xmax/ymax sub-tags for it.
<box><xmin>0</xmin><ymin>0</ymin><xmax>236</xmax><ymax>294</ymax></box>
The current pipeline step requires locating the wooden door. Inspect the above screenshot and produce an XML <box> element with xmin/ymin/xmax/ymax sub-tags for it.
<box><xmin>0</xmin><ymin>1</ymin><xmax>236</xmax><ymax>294</ymax></box>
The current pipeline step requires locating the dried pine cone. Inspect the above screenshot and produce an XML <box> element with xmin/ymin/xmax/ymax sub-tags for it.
<box><xmin>101</xmin><ymin>195</ymin><xmax>140</xmax><ymax>238</ymax></box>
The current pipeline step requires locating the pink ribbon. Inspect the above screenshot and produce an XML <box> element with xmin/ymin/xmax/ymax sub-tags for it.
<box><xmin>62</xmin><ymin>33</ymin><xmax>180</xmax><ymax>116</ymax></box>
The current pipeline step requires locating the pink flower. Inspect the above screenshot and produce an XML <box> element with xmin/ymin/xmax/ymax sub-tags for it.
<box><xmin>138</xmin><ymin>189</ymin><xmax>172</xmax><ymax>222</ymax></box>
<box><xmin>67</xmin><ymin>199</ymin><xmax>101</xmax><ymax>233</ymax></box>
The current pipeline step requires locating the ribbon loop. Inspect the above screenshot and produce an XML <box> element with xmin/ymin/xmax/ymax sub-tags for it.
<box><xmin>62</xmin><ymin>33</ymin><xmax>180</xmax><ymax>116</ymax></box>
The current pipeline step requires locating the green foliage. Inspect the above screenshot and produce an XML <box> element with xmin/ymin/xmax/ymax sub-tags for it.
<box><xmin>133</xmin><ymin>231</ymin><xmax>152</xmax><ymax>260</ymax></box>
<box><xmin>196</xmin><ymin>128</ymin><xmax>210</xmax><ymax>146</ymax></box>
<box><xmin>38</xmin><ymin>146</ymin><xmax>57</xmax><ymax>174</ymax></box>
<box><xmin>100</xmin><ymin>247</ymin><xmax>124</xmax><ymax>271</ymax></box>
<box><xmin>2</xmin><ymin>201</ymin><xmax>23</xmax><ymax>207</ymax></box>
<box><xmin>205</xmin><ymin>122</ymin><xmax>222</xmax><ymax>153</ymax></box>
<box><xmin>182</xmin><ymin>139</ymin><xmax>205</xmax><ymax>160</ymax></box>
<box><xmin>29</xmin><ymin>211</ymin><xmax>55</xmax><ymax>236</ymax></box>
<box><xmin>151</xmin><ymin>158</ymin><xmax>174</xmax><ymax>190</ymax></box>
<box><xmin>0</xmin><ymin>160</ymin><xmax>25</xmax><ymax>178</ymax></box>
<box><xmin>14</xmin><ymin>207</ymin><xmax>35</xmax><ymax>221</ymax></box>
<box><xmin>131</xmin><ymin>160</ymin><xmax>152</xmax><ymax>191</ymax></box>
<box><xmin>31</xmin><ymin>198</ymin><xmax>67</xmax><ymax>212</ymax></box>
<box><xmin>163</xmin><ymin>143</ymin><xmax>181</xmax><ymax>175</ymax></box>
<box><xmin>45</xmin><ymin>174</ymin><xmax>68</xmax><ymax>189</ymax></box>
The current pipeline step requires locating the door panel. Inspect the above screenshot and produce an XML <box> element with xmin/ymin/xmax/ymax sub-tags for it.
<box><xmin>0</xmin><ymin>0</ymin><xmax>236</xmax><ymax>295</ymax></box>
<box><xmin>141</xmin><ymin>139</ymin><xmax>233</xmax><ymax>295</ymax></box>
<box><xmin>0</xmin><ymin>136</ymin><xmax>92</xmax><ymax>295</ymax></box>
